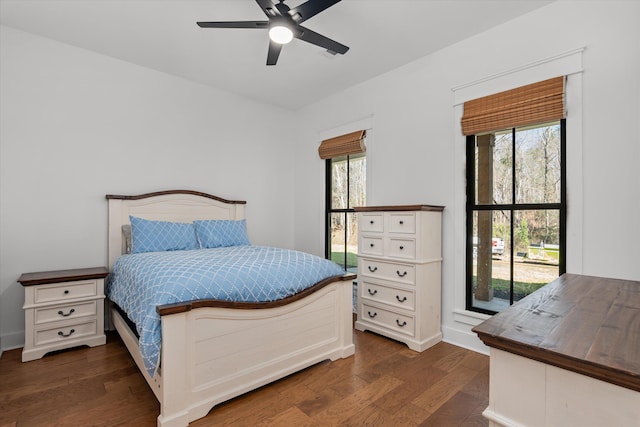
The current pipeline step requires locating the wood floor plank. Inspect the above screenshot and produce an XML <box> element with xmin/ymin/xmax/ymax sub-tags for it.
<box><xmin>311</xmin><ymin>374</ymin><xmax>404</xmax><ymax>426</ymax></box>
<box><xmin>372</xmin><ymin>367</ymin><xmax>447</xmax><ymax>416</ymax></box>
<box><xmin>411</xmin><ymin>366</ymin><xmax>481</xmax><ymax>414</ymax></box>
<box><xmin>0</xmin><ymin>330</ymin><xmax>488</xmax><ymax>426</ymax></box>
<box><xmin>258</xmin><ymin>406</ymin><xmax>318</xmax><ymax>427</ymax></box>
<box><xmin>420</xmin><ymin>391</ymin><xmax>487</xmax><ymax>426</ymax></box>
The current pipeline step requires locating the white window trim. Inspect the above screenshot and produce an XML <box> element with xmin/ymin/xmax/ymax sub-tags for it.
<box><xmin>450</xmin><ymin>47</ymin><xmax>584</xmax><ymax>327</ymax></box>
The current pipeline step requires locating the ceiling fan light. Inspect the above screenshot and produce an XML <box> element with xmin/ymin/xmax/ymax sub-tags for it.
<box><xmin>269</xmin><ymin>25</ymin><xmax>293</xmax><ymax>44</ymax></box>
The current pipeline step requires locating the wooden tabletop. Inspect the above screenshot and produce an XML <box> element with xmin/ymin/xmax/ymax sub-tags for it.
<box><xmin>354</xmin><ymin>205</ymin><xmax>444</xmax><ymax>212</ymax></box>
<box><xmin>473</xmin><ymin>273</ymin><xmax>640</xmax><ymax>392</ymax></box>
<box><xmin>17</xmin><ymin>267</ymin><xmax>109</xmax><ymax>286</ymax></box>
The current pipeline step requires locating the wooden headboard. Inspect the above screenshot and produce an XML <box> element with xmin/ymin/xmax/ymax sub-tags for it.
<box><xmin>106</xmin><ymin>190</ymin><xmax>246</xmax><ymax>269</ymax></box>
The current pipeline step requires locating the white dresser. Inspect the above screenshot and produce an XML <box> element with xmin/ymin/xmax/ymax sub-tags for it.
<box><xmin>354</xmin><ymin>205</ymin><xmax>443</xmax><ymax>351</ymax></box>
<box><xmin>19</xmin><ymin>267</ymin><xmax>108</xmax><ymax>362</ymax></box>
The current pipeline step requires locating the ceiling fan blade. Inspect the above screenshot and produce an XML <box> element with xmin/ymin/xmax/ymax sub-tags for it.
<box><xmin>255</xmin><ymin>0</ymin><xmax>280</xmax><ymax>18</ymax></box>
<box><xmin>297</xmin><ymin>26</ymin><xmax>349</xmax><ymax>55</ymax></box>
<box><xmin>289</xmin><ymin>0</ymin><xmax>342</xmax><ymax>24</ymax></box>
<box><xmin>197</xmin><ymin>21</ymin><xmax>269</xmax><ymax>29</ymax></box>
<box><xmin>266</xmin><ymin>40</ymin><xmax>283</xmax><ymax>66</ymax></box>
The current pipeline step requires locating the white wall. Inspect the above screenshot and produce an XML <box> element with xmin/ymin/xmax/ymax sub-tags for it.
<box><xmin>295</xmin><ymin>1</ymin><xmax>640</xmax><ymax>352</ymax></box>
<box><xmin>0</xmin><ymin>26</ymin><xmax>298</xmax><ymax>350</ymax></box>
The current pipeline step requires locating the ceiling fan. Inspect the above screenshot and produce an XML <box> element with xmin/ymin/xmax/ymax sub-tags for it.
<box><xmin>197</xmin><ymin>0</ymin><xmax>349</xmax><ymax>66</ymax></box>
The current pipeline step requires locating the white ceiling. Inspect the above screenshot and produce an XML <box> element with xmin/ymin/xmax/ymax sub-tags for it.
<box><xmin>0</xmin><ymin>0</ymin><xmax>554</xmax><ymax>110</ymax></box>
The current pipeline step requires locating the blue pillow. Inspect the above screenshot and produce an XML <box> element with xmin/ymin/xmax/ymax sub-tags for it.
<box><xmin>194</xmin><ymin>219</ymin><xmax>251</xmax><ymax>248</ymax></box>
<box><xmin>129</xmin><ymin>216</ymin><xmax>199</xmax><ymax>254</ymax></box>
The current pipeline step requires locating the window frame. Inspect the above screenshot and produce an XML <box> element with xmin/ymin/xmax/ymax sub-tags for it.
<box><xmin>465</xmin><ymin>119</ymin><xmax>567</xmax><ymax>315</ymax></box>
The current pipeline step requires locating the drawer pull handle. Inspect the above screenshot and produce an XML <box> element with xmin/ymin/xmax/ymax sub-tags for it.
<box><xmin>368</xmin><ymin>266</ymin><xmax>378</xmax><ymax>272</ymax></box>
<box><xmin>58</xmin><ymin>329</ymin><xmax>75</xmax><ymax>338</ymax></box>
<box><xmin>399</xmin><ymin>221</ymin><xmax>404</xmax><ymax>225</ymax></box>
<box><xmin>367</xmin><ymin>289</ymin><xmax>378</xmax><ymax>296</ymax></box>
<box><xmin>396</xmin><ymin>270</ymin><xmax>408</xmax><ymax>277</ymax></box>
<box><xmin>396</xmin><ymin>295</ymin><xmax>407</xmax><ymax>303</ymax></box>
<box><xmin>399</xmin><ymin>245</ymin><xmax>404</xmax><ymax>250</ymax></box>
<box><xmin>63</xmin><ymin>290</ymin><xmax>70</xmax><ymax>295</ymax></box>
<box><xmin>396</xmin><ymin>319</ymin><xmax>407</xmax><ymax>327</ymax></box>
<box><xmin>57</xmin><ymin>308</ymin><xmax>75</xmax><ymax>317</ymax></box>
<box><xmin>370</xmin><ymin>220</ymin><xmax>374</xmax><ymax>224</ymax></box>
<box><xmin>370</xmin><ymin>243</ymin><xmax>374</xmax><ymax>247</ymax></box>
<box><xmin>367</xmin><ymin>311</ymin><xmax>377</xmax><ymax>318</ymax></box>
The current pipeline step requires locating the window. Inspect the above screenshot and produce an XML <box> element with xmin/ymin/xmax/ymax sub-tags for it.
<box><xmin>461</xmin><ymin>76</ymin><xmax>567</xmax><ymax>314</ymax></box>
<box><xmin>319</xmin><ymin>130</ymin><xmax>367</xmax><ymax>272</ymax></box>
<box><xmin>466</xmin><ymin>120</ymin><xmax>566</xmax><ymax>314</ymax></box>
<box><xmin>325</xmin><ymin>153</ymin><xmax>366</xmax><ymax>272</ymax></box>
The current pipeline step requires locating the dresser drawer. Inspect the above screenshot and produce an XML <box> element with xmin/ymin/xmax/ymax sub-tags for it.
<box><xmin>34</xmin><ymin>280</ymin><xmax>98</xmax><ymax>304</ymax></box>
<box><xmin>388</xmin><ymin>238</ymin><xmax>416</xmax><ymax>259</ymax></box>
<box><xmin>360</xmin><ymin>280</ymin><xmax>415</xmax><ymax>311</ymax></box>
<box><xmin>388</xmin><ymin>213</ymin><xmax>416</xmax><ymax>234</ymax></box>
<box><xmin>360</xmin><ymin>236</ymin><xmax>384</xmax><ymax>256</ymax></box>
<box><xmin>360</xmin><ymin>213</ymin><xmax>384</xmax><ymax>233</ymax></box>
<box><xmin>360</xmin><ymin>259</ymin><xmax>415</xmax><ymax>284</ymax></box>
<box><xmin>34</xmin><ymin>319</ymin><xmax>98</xmax><ymax>347</ymax></box>
<box><xmin>34</xmin><ymin>301</ymin><xmax>97</xmax><ymax>325</ymax></box>
<box><xmin>361</xmin><ymin>303</ymin><xmax>415</xmax><ymax>336</ymax></box>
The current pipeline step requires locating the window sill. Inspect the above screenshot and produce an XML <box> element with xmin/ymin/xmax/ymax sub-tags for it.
<box><xmin>453</xmin><ymin>308</ymin><xmax>491</xmax><ymax>327</ymax></box>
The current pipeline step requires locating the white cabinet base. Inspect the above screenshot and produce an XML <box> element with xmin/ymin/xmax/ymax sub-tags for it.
<box><xmin>354</xmin><ymin>319</ymin><xmax>442</xmax><ymax>351</ymax></box>
<box><xmin>22</xmin><ymin>334</ymin><xmax>106</xmax><ymax>362</ymax></box>
<box><xmin>485</xmin><ymin>348</ymin><xmax>640</xmax><ymax>427</ymax></box>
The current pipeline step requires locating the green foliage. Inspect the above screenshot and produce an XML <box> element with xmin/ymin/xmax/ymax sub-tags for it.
<box><xmin>529</xmin><ymin>246</ymin><xmax>560</xmax><ymax>261</ymax></box>
<box><xmin>515</xmin><ymin>218</ymin><xmax>530</xmax><ymax>253</ymax></box>
<box><xmin>491</xmin><ymin>277</ymin><xmax>547</xmax><ymax>300</ymax></box>
<box><xmin>494</xmin><ymin>222</ymin><xmax>508</xmax><ymax>240</ymax></box>
<box><xmin>331</xmin><ymin>251</ymin><xmax>358</xmax><ymax>269</ymax></box>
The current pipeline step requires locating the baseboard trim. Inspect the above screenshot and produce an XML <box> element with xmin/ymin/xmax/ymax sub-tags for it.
<box><xmin>1</xmin><ymin>331</ymin><xmax>25</xmax><ymax>354</ymax></box>
<box><xmin>442</xmin><ymin>324</ymin><xmax>489</xmax><ymax>355</ymax></box>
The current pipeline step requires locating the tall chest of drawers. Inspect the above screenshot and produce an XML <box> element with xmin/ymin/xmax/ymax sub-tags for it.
<box><xmin>19</xmin><ymin>267</ymin><xmax>108</xmax><ymax>362</ymax></box>
<box><xmin>354</xmin><ymin>205</ymin><xmax>444</xmax><ymax>351</ymax></box>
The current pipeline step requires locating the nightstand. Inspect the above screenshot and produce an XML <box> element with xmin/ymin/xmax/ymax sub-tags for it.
<box><xmin>18</xmin><ymin>267</ymin><xmax>109</xmax><ymax>362</ymax></box>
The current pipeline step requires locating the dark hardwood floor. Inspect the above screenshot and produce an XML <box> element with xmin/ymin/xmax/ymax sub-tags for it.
<box><xmin>0</xmin><ymin>328</ymin><xmax>488</xmax><ymax>426</ymax></box>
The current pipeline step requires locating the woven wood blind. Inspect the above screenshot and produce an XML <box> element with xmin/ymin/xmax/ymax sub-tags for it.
<box><xmin>318</xmin><ymin>130</ymin><xmax>366</xmax><ymax>159</ymax></box>
<box><xmin>461</xmin><ymin>76</ymin><xmax>565</xmax><ymax>135</ymax></box>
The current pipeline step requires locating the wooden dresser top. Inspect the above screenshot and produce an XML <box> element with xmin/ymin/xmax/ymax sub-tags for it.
<box><xmin>18</xmin><ymin>267</ymin><xmax>109</xmax><ymax>286</ymax></box>
<box><xmin>473</xmin><ymin>273</ymin><xmax>640</xmax><ymax>392</ymax></box>
<box><xmin>354</xmin><ymin>204</ymin><xmax>444</xmax><ymax>212</ymax></box>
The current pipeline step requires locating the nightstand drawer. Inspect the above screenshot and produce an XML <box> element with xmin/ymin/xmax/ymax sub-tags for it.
<box><xmin>34</xmin><ymin>319</ymin><xmax>97</xmax><ymax>347</ymax></box>
<box><xmin>34</xmin><ymin>301</ymin><xmax>97</xmax><ymax>325</ymax></box>
<box><xmin>361</xmin><ymin>303</ymin><xmax>415</xmax><ymax>336</ymax></box>
<box><xmin>360</xmin><ymin>281</ymin><xmax>415</xmax><ymax>311</ymax></box>
<box><xmin>34</xmin><ymin>280</ymin><xmax>98</xmax><ymax>304</ymax></box>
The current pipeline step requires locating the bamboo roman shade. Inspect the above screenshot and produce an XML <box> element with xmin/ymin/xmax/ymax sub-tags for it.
<box><xmin>461</xmin><ymin>76</ymin><xmax>565</xmax><ymax>135</ymax></box>
<box><xmin>318</xmin><ymin>130</ymin><xmax>366</xmax><ymax>159</ymax></box>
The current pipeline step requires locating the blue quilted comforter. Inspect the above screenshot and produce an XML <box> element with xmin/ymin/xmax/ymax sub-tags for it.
<box><xmin>106</xmin><ymin>246</ymin><xmax>345</xmax><ymax>377</ymax></box>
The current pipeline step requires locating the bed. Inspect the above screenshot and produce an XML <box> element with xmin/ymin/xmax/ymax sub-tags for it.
<box><xmin>105</xmin><ymin>190</ymin><xmax>355</xmax><ymax>427</ymax></box>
